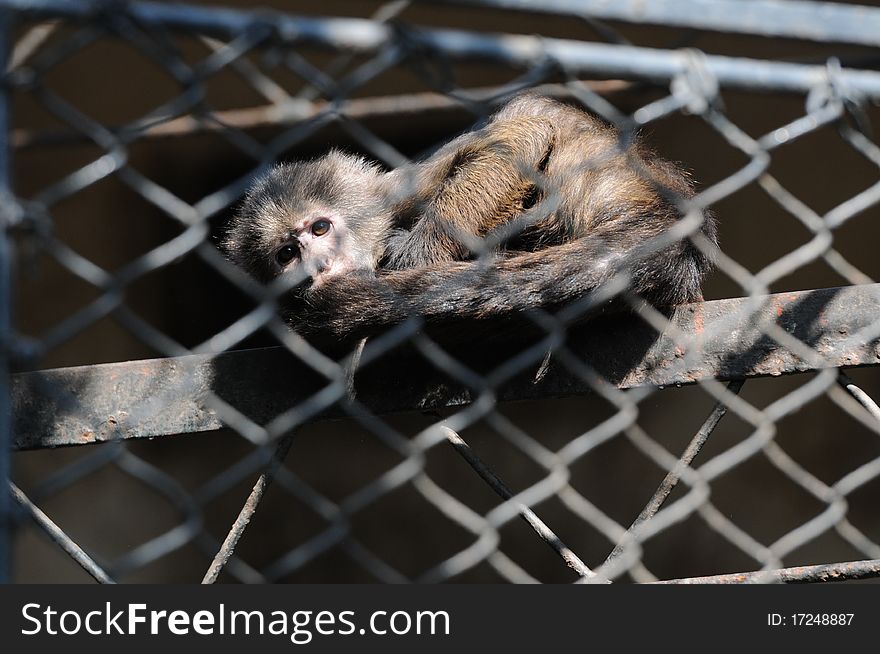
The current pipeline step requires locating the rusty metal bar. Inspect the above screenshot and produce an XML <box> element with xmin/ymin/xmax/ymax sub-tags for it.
<box><xmin>655</xmin><ymin>558</ymin><xmax>880</xmax><ymax>584</ymax></box>
<box><xmin>202</xmin><ymin>434</ymin><xmax>294</xmax><ymax>584</ymax></box>
<box><xmin>441</xmin><ymin>426</ymin><xmax>595</xmax><ymax>580</ymax></box>
<box><xmin>605</xmin><ymin>379</ymin><xmax>745</xmax><ymax>565</ymax></box>
<box><xmin>10</xmin><ymin>482</ymin><xmax>114</xmax><ymax>583</ymax></box>
<box><xmin>11</xmin><ymin>284</ymin><xmax>880</xmax><ymax>450</ymax></box>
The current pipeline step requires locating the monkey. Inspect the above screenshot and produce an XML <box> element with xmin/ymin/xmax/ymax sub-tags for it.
<box><xmin>225</xmin><ymin>94</ymin><xmax>717</xmax><ymax>343</ymax></box>
<box><xmin>225</xmin><ymin>111</ymin><xmax>556</xmax><ymax>284</ymax></box>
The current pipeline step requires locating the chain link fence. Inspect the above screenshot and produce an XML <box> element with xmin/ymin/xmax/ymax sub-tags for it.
<box><xmin>2</xmin><ymin>0</ymin><xmax>880</xmax><ymax>583</ymax></box>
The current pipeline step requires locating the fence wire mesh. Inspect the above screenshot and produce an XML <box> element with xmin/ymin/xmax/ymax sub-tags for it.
<box><xmin>2</xmin><ymin>0</ymin><xmax>880</xmax><ymax>584</ymax></box>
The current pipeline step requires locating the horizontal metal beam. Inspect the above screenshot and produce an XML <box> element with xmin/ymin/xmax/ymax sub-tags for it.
<box><xmin>9</xmin><ymin>82</ymin><xmax>629</xmax><ymax>149</ymax></box>
<box><xmin>5</xmin><ymin>0</ymin><xmax>880</xmax><ymax>98</ymax></box>
<box><xmin>11</xmin><ymin>284</ymin><xmax>880</xmax><ymax>450</ymax></box>
<box><xmin>435</xmin><ymin>0</ymin><xmax>880</xmax><ymax>49</ymax></box>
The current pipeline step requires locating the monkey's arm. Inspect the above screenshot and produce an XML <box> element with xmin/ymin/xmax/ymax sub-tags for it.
<box><xmin>382</xmin><ymin>116</ymin><xmax>555</xmax><ymax>269</ymax></box>
<box><xmin>294</xmin><ymin>216</ymin><xmax>712</xmax><ymax>341</ymax></box>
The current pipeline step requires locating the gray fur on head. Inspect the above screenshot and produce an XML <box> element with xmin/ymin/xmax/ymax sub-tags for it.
<box><xmin>224</xmin><ymin>150</ymin><xmax>394</xmax><ymax>283</ymax></box>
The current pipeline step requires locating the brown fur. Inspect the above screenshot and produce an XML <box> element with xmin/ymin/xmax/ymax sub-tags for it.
<box><xmin>226</xmin><ymin>93</ymin><xmax>717</xmax><ymax>342</ymax></box>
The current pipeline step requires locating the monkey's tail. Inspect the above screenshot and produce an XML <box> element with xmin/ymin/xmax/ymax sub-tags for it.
<box><xmin>302</xmin><ymin>217</ymin><xmax>714</xmax><ymax>340</ymax></box>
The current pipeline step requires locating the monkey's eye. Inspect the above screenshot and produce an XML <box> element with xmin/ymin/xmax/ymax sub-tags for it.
<box><xmin>311</xmin><ymin>219</ymin><xmax>331</xmax><ymax>237</ymax></box>
<box><xmin>275</xmin><ymin>244</ymin><xmax>298</xmax><ymax>266</ymax></box>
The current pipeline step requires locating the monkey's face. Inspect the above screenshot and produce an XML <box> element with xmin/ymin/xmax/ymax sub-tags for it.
<box><xmin>270</xmin><ymin>209</ymin><xmax>368</xmax><ymax>287</ymax></box>
<box><xmin>225</xmin><ymin>154</ymin><xmax>392</xmax><ymax>289</ymax></box>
